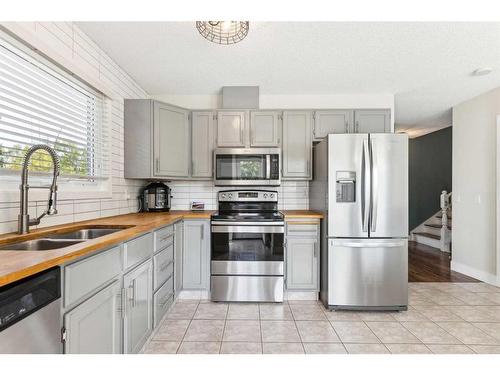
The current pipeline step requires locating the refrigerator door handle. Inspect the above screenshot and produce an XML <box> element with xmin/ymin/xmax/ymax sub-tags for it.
<box><xmin>370</xmin><ymin>138</ymin><xmax>378</xmax><ymax>232</ymax></box>
<box><xmin>336</xmin><ymin>241</ymin><xmax>406</xmax><ymax>248</ymax></box>
<box><xmin>361</xmin><ymin>138</ymin><xmax>370</xmax><ymax>232</ymax></box>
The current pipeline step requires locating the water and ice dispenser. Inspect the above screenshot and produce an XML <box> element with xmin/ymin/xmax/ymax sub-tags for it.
<box><xmin>336</xmin><ymin>171</ymin><xmax>356</xmax><ymax>203</ymax></box>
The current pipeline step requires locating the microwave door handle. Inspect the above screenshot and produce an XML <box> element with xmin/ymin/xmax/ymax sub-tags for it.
<box><xmin>266</xmin><ymin>154</ymin><xmax>271</xmax><ymax>179</ymax></box>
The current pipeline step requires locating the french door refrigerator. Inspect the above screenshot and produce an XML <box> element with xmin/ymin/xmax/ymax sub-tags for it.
<box><xmin>310</xmin><ymin>133</ymin><xmax>408</xmax><ymax>311</ymax></box>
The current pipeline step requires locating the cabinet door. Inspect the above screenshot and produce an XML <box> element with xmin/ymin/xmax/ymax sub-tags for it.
<box><xmin>64</xmin><ymin>280</ymin><xmax>122</xmax><ymax>354</ymax></box>
<box><xmin>182</xmin><ymin>220</ymin><xmax>209</xmax><ymax>290</ymax></box>
<box><xmin>353</xmin><ymin>109</ymin><xmax>391</xmax><ymax>133</ymax></box>
<box><xmin>174</xmin><ymin>221</ymin><xmax>183</xmax><ymax>295</ymax></box>
<box><xmin>153</xmin><ymin>102</ymin><xmax>190</xmax><ymax>177</ymax></box>
<box><xmin>282</xmin><ymin>111</ymin><xmax>313</xmax><ymax>179</ymax></box>
<box><xmin>191</xmin><ymin>111</ymin><xmax>215</xmax><ymax>178</ymax></box>
<box><xmin>313</xmin><ymin>110</ymin><xmax>353</xmax><ymax>139</ymax></box>
<box><xmin>123</xmin><ymin>260</ymin><xmax>153</xmax><ymax>354</ymax></box>
<box><xmin>286</xmin><ymin>237</ymin><xmax>318</xmax><ymax>291</ymax></box>
<box><xmin>216</xmin><ymin>111</ymin><xmax>246</xmax><ymax>147</ymax></box>
<box><xmin>250</xmin><ymin>111</ymin><xmax>280</xmax><ymax>147</ymax></box>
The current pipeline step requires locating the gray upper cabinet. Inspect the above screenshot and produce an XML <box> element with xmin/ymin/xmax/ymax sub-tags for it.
<box><xmin>154</xmin><ymin>102</ymin><xmax>190</xmax><ymax>177</ymax></box>
<box><xmin>250</xmin><ymin>111</ymin><xmax>281</xmax><ymax>147</ymax></box>
<box><xmin>64</xmin><ymin>279</ymin><xmax>122</xmax><ymax>354</ymax></box>
<box><xmin>282</xmin><ymin>111</ymin><xmax>313</xmax><ymax>180</ymax></box>
<box><xmin>285</xmin><ymin>237</ymin><xmax>319</xmax><ymax>291</ymax></box>
<box><xmin>123</xmin><ymin>259</ymin><xmax>153</xmax><ymax>354</ymax></box>
<box><xmin>182</xmin><ymin>220</ymin><xmax>210</xmax><ymax>290</ymax></box>
<box><xmin>353</xmin><ymin>109</ymin><xmax>391</xmax><ymax>133</ymax></box>
<box><xmin>191</xmin><ymin>111</ymin><xmax>215</xmax><ymax>178</ymax></box>
<box><xmin>124</xmin><ymin>99</ymin><xmax>190</xmax><ymax>179</ymax></box>
<box><xmin>216</xmin><ymin>111</ymin><xmax>247</xmax><ymax>147</ymax></box>
<box><xmin>313</xmin><ymin>110</ymin><xmax>353</xmax><ymax>139</ymax></box>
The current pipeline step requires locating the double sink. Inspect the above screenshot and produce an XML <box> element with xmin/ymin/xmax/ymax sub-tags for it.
<box><xmin>0</xmin><ymin>226</ymin><xmax>132</xmax><ymax>251</ymax></box>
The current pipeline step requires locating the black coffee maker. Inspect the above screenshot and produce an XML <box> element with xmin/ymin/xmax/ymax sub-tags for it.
<box><xmin>139</xmin><ymin>182</ymin><xmax>171</xmax><ymax>212</ymax></box>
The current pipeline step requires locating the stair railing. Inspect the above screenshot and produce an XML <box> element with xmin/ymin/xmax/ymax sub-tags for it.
<box><xmin>440</xmin><ymin>190</ymin><xmax>452</xmax><ymax>254</ymax></box>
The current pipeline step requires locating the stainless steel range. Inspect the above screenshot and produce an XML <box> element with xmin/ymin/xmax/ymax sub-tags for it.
<box><xmin>211</xmin><ymin>190</ymin><xmax>284</xmax><ymax>302</ymax></box>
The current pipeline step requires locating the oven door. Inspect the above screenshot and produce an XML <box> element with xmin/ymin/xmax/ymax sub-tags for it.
<box><xmin>211</xmin><ymin>224</ymin><xmax>284</xmax><ymax>276</ymax></box>
<box><xmin>214</xmin><ymin>149</ymin><xmax>280</xmax><ymax>186</ymax></box>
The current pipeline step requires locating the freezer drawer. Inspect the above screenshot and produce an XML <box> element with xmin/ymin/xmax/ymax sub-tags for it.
<box><xmin>328</xmin><ymin>238</ymin><xmax>408</xmax><ymax>310</ymax></box>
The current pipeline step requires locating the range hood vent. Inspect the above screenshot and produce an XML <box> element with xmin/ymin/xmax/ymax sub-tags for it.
<box><xmin>221</xmin><ymin>86</ymin><xmax>259</xmax><ymax>109</ymax></box>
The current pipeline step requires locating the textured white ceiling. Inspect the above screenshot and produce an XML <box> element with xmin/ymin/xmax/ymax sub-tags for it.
<box><xmin>77</xmin><ymin>22</ymin><xmax>500</xmax><ymax>130</ymax></box>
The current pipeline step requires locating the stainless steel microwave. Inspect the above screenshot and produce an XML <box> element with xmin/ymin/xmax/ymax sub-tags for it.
<box><xmin>214</xmin><ymin>148</ymin><xmax>281</xmax><ymax>186</ymax></box>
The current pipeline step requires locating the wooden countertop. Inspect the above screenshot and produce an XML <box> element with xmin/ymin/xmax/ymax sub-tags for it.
<box><xmin>281</xmin><ymin>210</ymin><xmax>324</xmax><ymax>219</ymax></box>
<box><xmin>0</xmin><ymin>209</ymin><xmax>320</xmax><ymax>288</ymax></box>
<box><xmin>0</xmin><ymin>211</ymin><xmax>213</xmax><ymax>288</ymax></box>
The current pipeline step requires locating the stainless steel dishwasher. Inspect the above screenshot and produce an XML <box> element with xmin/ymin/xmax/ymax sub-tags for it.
<box><xmin>0</xmin><ymin>267</ymin><xmax>62</xmax><ymax>354</ymax></box>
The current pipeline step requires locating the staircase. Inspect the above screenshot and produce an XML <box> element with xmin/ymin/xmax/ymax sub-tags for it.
<box><xmin>411</xmin><ymin>190</ymin><xmax>452</xmax><ymax>255</ymax></box>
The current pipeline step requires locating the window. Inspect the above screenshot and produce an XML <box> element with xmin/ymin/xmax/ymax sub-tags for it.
<box><xmin>0</xmin><ymin>37</ymin><xmax>106</xmax><ymax>180</ymax></box>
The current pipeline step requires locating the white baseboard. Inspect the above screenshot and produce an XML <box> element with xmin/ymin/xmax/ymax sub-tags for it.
<box><xmin>284</xmin><ymin>291</ymin><xmax>319</xmax><ymax>301</ymax></box>
<box><xmin>451</xmin><ymin>260</ymin><xmax>499</xmax><ymax>286</ymax></box>
<box><xmin>177</xmin><ymin>290</ymin><xmax>210</xmax><ymax>300</ymax></box>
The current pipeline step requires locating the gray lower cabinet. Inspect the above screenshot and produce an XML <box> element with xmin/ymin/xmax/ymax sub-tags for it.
<box><xmin>282</xmin><ymin>111</ymin><xmax>313</xmax><ymax>180</ymax></box>
<box><xmin>353</xmin><ymin>109</ymin><xmax>391</xmax><ymax>133</ymax></box>
<box><xmin>250</xmin><ymin>111</ymin><xmax>281</xmax><ymax>147</ymax></box>
<box><xmin>313</xmin><ymin>110</ymin><xmax>353</xmax><ymax>139</ymax></box>
<box><xmin>63</xmin><ymin>279</ymin><xmax>122</xmax><ymax>354</ymax></box>
<box><xmin>174</xmin><ymin>221</ymin><xmax>183</xmax><ymax>295</ymax></box>
<box><xmin>182</xmin><ymin>220</ymin><xmax>210</xmax><ymax>290</ymax></box>
<box><xmin>191</xmin><ymin>111</ymin><xmax>215</xmax><ymax>178</ymax></box>
<box><xmin>123</xmin><ymin>259</ymin><xmax>153</xmax><ymax>354</ymax></box>
<box><xmin>216</xmin><ymin>111</ymin><xmax>247</xmax><ymax>147</ymax></box>
<box><xmin>285</xmin><ymin>223</ymin><xmax>320</xmax><ymax>291</ymax></box>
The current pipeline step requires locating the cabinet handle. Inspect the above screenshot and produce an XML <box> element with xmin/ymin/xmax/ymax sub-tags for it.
<box><xmin>200</xmin><ymin>225</ymin><xmax>204</xmax><ymax>240</ymax></box>
<box><xmin>355</xmin><ymin>121</ymin><xmax>359</xmax><ymax>133</ymax></box>
<box><xmin>129</xmin><ymin>280</ymin><xmax>136</xmax><ymax>307</ymax></box>
<box><xmin>155</xmin><ymin>158</ymin><xmax>159</xmax><ymax>172</ymax></box>
<box><xmin>314</xmin><ymin>241</ymin><xmax>318</xmax><ymax>258</ymax></box>
<box><xmin>345</xmin><ymin>121</ymin><xmax>349</xmax><ymax>133</ymax></box>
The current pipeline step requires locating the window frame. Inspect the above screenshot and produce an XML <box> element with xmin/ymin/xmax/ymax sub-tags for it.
<box><xmin>0</xmin><ymin>30</ymin><xmax>112</xmax><ymax>201</ymax></box>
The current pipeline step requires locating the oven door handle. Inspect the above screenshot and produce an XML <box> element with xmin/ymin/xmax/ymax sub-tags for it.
<box><xmin>266</xmin><ymin>154</ymin><xmax>271</xmax><ymax>179</ymax></box>
<box><xmin>211</xmin><ymin>225</ymin><xmax>284</xmax><ymax>233</ymax></box>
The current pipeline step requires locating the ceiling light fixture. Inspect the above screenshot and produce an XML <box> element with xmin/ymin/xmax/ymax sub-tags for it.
<box><xmin>472</xmin><ymin>67</ymin><xmax>493</xmax><ymax>76</ymax></box>
<box><xmin>196</xmin><ymin>21</ymin><xmax>249</xmax><ymax>45</ymax></box>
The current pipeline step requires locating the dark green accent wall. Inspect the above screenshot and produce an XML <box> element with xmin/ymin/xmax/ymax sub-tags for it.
<box><xmin>409</xmin><ymin>127</ymin><xmax>452</xmax><ymax>231</ymax></box>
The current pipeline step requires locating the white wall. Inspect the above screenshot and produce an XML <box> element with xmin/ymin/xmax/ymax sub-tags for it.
<box><xmin>451</xmin><ymin>87</ymin><xmax>500</xmax><ymax>285</ymax></box>
<box><xmin>0</xmin><ymin>22</ymin><xmax>148</xmax><ymax>234</ymax></box>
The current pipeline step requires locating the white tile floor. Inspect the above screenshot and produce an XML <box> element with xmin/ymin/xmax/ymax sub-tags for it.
<box><xmin>142</xmin><ymin>282</ymin><xmax>500</xmax><ymax>354</ymax></box>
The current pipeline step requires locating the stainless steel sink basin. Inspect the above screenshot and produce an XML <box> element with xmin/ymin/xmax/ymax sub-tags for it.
<box><xmin>0</xmin><ymin>226</ymin><xmax>131</xmax><ymax>251</ymax></box>
<box><xmin>0</xmin><ymin>238</ymin><xmax>85</xmax><ymax>251</ymax></box>
<box><xmin>46</xmin><ymin>228</ymin><xmax>125</xmax><ymax>240</ymax></box>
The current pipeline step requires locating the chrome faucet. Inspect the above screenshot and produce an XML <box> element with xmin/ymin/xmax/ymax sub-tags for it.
<box><xmin>18</xmin><ymin>145</ymin><xmax>60</xmax><ymax>234</ymax></box>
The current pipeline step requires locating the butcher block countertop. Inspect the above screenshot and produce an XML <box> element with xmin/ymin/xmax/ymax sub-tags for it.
<box><xmin>0</xmin><ymin>211</ymin><xmax>213</xmax><ymax>288</ymax></box>
<box><xmin>281</xmin><ymin>210</ymin><xmax>324</xmax><ymax>219</ymax></box>
<box><xmin>0</xmin><ymin>209</ymin><xmax>321</xmax><ymax>288</ymax></box>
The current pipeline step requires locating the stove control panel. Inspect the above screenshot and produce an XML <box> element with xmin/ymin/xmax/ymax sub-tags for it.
<box><xmin>218</xmin><ymin>190</ymin><xmax>278</xmax><ymax>202</ymax></box>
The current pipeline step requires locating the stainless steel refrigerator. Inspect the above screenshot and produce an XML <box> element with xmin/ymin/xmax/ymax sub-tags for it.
<box><xmin>310</xmin><ymin>133</ymin><xmax>408</xmax><ymax>311</ymax></box>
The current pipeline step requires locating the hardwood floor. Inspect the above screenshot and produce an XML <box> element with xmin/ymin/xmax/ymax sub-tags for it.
<box><xmin>408</xmin><ymin>241</ymin><xmax>478</xmax><ymax>282</ymax></box>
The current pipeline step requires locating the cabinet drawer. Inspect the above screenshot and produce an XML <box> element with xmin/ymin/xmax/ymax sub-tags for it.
<box><xmin>286</xmin><ymin>224</ymin><xmax>319</xmax><ymax>237</ymax></box>
<box><xmin>123</xmin><ymin>233</ymin><xmax>154</xmax><ymax>271</ymax></box>
<box><xmin>64</xmin><ymin>246</ymin><xmax>121</xmax><ymax>308</ymax></box>
<box><xmin>154</xmin><ymin>225</ymin><xmax>174</xmax><ymax>252</ymax></box>
<box><xmin>153</xmin><ymin>244</ymin><xmax>174</xmax><ymax>290</ymax></box>
<box><xmin>153</xmin><ymin>275</ymin><xmax>174</xmax><ymax>327</ymax></box>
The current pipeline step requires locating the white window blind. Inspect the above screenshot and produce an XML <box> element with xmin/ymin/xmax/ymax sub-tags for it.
<box><xmin>0</xmin><ymin>37</ymin><xmax>107</xmax><ymax>180</ymax></box>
